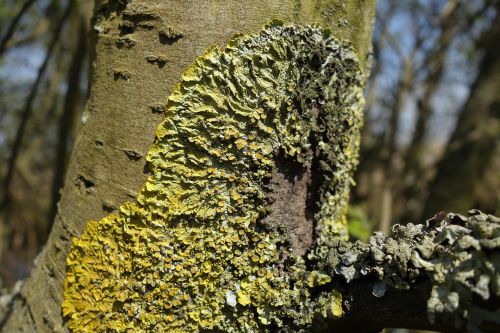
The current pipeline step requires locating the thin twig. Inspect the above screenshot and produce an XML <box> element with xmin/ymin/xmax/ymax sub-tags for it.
<box><xmin>0</xmin><ymin>0</ymin><xmax>37</xmax><ymax>56</ymax></box>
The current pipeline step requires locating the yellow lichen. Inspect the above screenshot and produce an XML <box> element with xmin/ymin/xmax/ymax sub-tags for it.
<box><xmin>63</xmin><ymin>21</ymin><xmax>364</xmax><ymax>332</ymax></box>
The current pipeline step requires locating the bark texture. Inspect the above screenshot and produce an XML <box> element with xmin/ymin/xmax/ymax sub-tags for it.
<box><xmin>0</xmin><ymin>1</ymin><xmax>375</xmax><ymax>332</ymax></box>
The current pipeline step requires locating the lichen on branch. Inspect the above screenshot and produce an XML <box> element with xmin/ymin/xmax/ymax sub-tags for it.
<box><xmin>327</xmin><ymin>210</ymin><xmax>500</xmax><ymax>332</ymax></box>
<box><xmin>62</xmin><ymin>22</ymin><xmax>364</xmax><ymax>332</ymax></box>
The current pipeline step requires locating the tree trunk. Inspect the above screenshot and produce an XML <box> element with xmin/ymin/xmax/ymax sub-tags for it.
<box><xmin>0</xmin><ymin>1</ymin><xmax>375</xmax><ymax>332</ymax></box>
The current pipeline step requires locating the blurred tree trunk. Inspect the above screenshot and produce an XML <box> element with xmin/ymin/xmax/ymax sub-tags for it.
<box><xmin>401</xmin><ymin>0</ymin><xmax>459</xmax><ymax>222</ymax></box>
<box><xmin>0</xmin><ymin>1</ymin><xmax>74</xmax><ymax>258</ymax></box>
<box><xmin>47</xmin><ymin>6</ymin><xmax>89</xmax><ymax>237</ymax></box>
<box><xmin>423</xmin><ymin>4</ymin><xmax>500</xmax><ymax>218</ymax></box>
<box><xmin>0</xmin><ymin>0</ymin><xmax>93</xmax><ymax>287</ymax></box>
<box><xmin>404</xmin><ymin>0</ymin><xmax>458</xmax><ymax>171</ymax></box>
<box><xmin>0</xmin><ymin>0</ymin><xmax>375</xmax><ymax>331</ymax></box>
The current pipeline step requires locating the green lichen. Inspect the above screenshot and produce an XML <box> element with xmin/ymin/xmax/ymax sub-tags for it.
<box><xmin>63</xmin><ymin>21</ymin><xmax>363</xmax><ymax>332</ymax></box>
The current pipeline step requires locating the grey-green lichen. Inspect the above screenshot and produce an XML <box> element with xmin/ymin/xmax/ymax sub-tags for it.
<box><xmin>63</xmin><ymin>21</ymin><xmax>364</xmax><ymax>332</ymax></box>
<box><xmin>327</xmin><ymin>210</ymin><xmax>500</xmax><ymax>332</ymax></box>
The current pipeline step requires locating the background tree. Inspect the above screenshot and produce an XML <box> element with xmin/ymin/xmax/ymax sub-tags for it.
<box><xmin>423</xmin><ymin>0</ymin><xmax>500</xmax><ymax>218</ymax></box>
<box><xmin>0</xmin><ymin>0</ymin><xmax>92</xmax><ymax>284</ymax></box>
<box><xmin>353</xmin><ymin>0</ymin><xmax>499</xmax><ymax>236</ymax></box>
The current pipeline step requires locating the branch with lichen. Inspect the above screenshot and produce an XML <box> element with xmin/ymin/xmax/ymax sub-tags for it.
<box><xmin>61</xmin><ymin>22</ymin><xmax>500</xmax><ymax>333</ymax></box>
<box><xmin>323</xmin><ymin>210</ymin><xmax>500</xmax><ymax>333</ymax></box>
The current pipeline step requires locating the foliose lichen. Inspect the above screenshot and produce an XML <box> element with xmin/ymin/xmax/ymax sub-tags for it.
<box><xmin>327</xmin><ymin>210</ymin><xmax>500</xmax><ymax>332</ymax></box>
<box><xmin>63</xmin><ymin>21</ymin><xmax>364</xmax><ymax>332</ymax></box>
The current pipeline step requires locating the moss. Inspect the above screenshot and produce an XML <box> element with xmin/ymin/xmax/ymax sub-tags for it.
<box><xmin>63</xmin><ymin>22</ymin><xmax>363</xmax><ymax>332</ymax></box>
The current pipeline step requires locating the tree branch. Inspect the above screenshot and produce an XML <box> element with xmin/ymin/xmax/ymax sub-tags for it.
<box><xmin>323</xmin><ymin>210</ymin><xmax>500</xmax><ymax>332</ymax></box>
